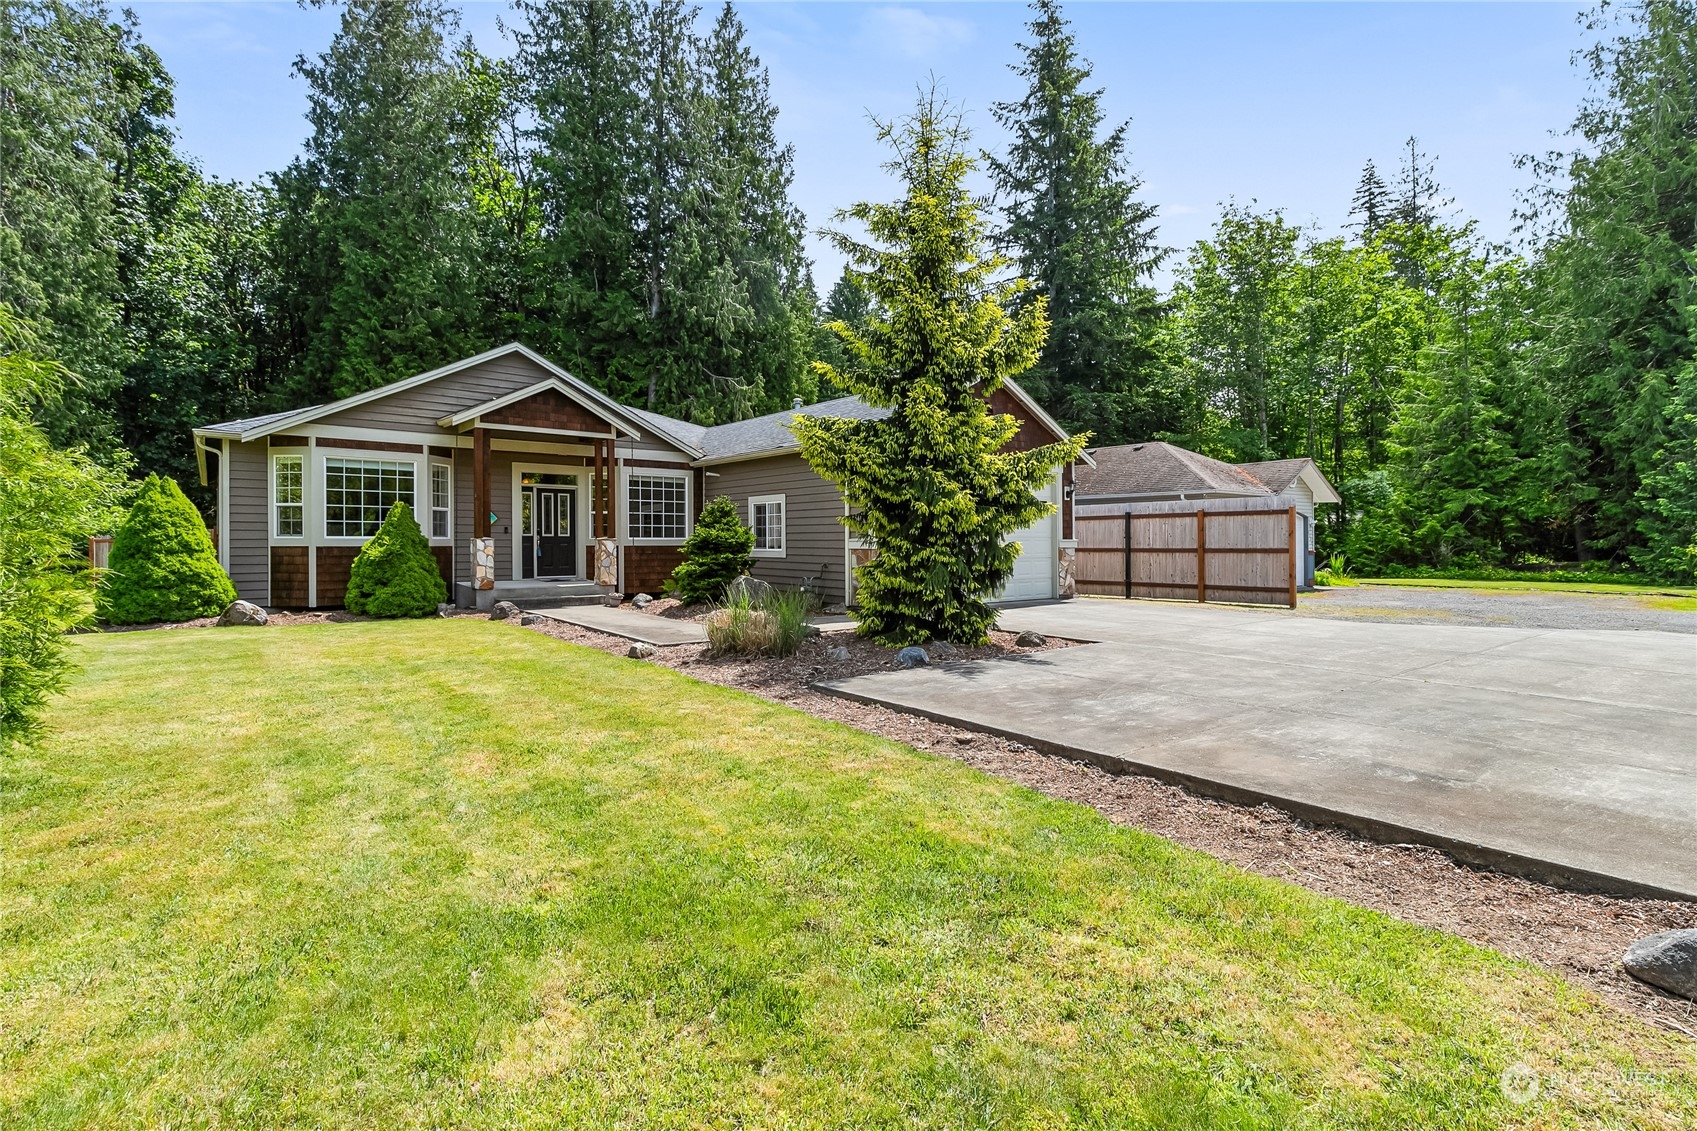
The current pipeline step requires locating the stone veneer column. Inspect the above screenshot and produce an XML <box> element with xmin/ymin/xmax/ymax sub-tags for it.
<box><xmin>472</xmin><ymin>536</ymin><xmax>496</xmax><ymax>611</ymax></box>
<box><xmin>595</xmin><ymin>536</ymin><xmax>618</xmax><ymax>589</ymax></box>
<box><xmin>1057</xmin><ymin>543</ymin><xmax>1077</xmax><ymax>600</ymax></box>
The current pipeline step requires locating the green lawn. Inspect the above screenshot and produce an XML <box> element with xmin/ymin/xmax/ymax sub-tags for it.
<box><xmin>3</xmin><ymin>622</ymin><xmax>1692</xmax><ymax>1128</ymax></box>
<box><xmin>1356</xmin><ymin>576</ymin><xmax>1697</xmax><ymax>600</ymax></box>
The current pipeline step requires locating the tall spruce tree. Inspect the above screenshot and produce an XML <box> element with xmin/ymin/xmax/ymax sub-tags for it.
<box><xmin>1531</xmin><ymin>0</ymin><xmax>1696</xmax><ymax>566</ymax></box>
<box><xmin>272</xmin><ymin>0</ymin><xmax>485</xmax><ymax>403</ymax></box>
<box><xmin>987</xmin><ymin>0</ymin><xmax>1163</xmax><ymax>445</ymax></box>
<box><xmin>795</xmin><ymin>93</ymin><xmax>1086</xmax><ymax>645</ymax></box>
<box><xmin>1349</xmin><ymin>159</ymin><xmax>1391</xmax><ymax>238</ymax></box>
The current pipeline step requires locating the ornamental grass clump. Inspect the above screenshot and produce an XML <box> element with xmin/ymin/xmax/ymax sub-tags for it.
<box><xmin>703</xmin><ymin>586</ymin><xmax>813</xmax><ymax>658</ymax></box>
<box><xmin>667</xmin><ymin>496</ymin><xmax>754</xmax><ymax>605</ymax></box>
<box><xmin>344</xmin><ymin>501</ymin><xmax>446</xmax><ymax>618</ymax></box>
<box><xmin>100</xmin><ymin>474</ymin><xmax>235</xmax><ymax>625</ymax></box>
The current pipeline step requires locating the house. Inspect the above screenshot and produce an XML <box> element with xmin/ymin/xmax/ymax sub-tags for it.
<box><xmin>192</xmin><ymin>343</ymin><xmax>1081</xmax><ymax>610</ymax></box>
<box><xmin>1074</xmin><ymin>441</ymin><xmax>1340</xmax><ymax>585</ymax></box>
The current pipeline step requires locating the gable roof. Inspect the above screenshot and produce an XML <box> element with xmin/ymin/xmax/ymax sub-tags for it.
<box><xmin>1076</xmin><ymin>441</ymin><xmax>1271</xmax><ymax>499</ymax></box>
<box><xmin>1236</xmin><ymin>457</ymin><xmax>1342</xmax><ymax>504</ymax></box>
<box><xmin>192</xmin><ymin>342</ymin><xmax>656</xmax><ymax>445</ymax></box>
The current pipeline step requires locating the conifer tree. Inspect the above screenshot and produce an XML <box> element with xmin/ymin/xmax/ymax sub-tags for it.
<box><xmin>343</xmin><ymin>501</ymin><xmax>446</xmax><ymax>617</ymax></box>
<box><xmin>988</xmin><ymin>0</ymin><xmax>1164</xmax><ymax>445</ymax></box>
<box><xmin>100</xmin><ymin>473</ymin><xmax>234</xmax><ymax>625</ymax></box>
<box><xmin>795</xmin><ymin>93</ymin><xmax>1086</xmax><ymax>645</ymax></box>
<box><xmin>271</xmin><ymin>0</ymin><xmax>484</xmax><ymax>403</ymax></box>
<box><xmin>1349</xmin><ymin>159</ymin><xmax>1391</xmax><ymax>238</ymax></box>
<box><xmin>667</xmin><ymin>495</ymin><xmax>754</xmax><ymax>604</ymax></box>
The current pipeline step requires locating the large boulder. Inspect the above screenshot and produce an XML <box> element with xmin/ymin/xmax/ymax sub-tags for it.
<box><xmin>725</xmin><ymin>574</ymin><xmax>774</xmax><ymax>606</ymax></box>
<box><xmin>632</xmin><ymin>592</ymin><xmax>653</xmax><ymax>609</ymax></box>
<box><xmin>1015</xmin><ymin>631</ymin><xmax>1047</xmax><ymax>648</ymax></box>
<box><xmin>628</xmin><ymin>642</ymin><xmax>658</xmax><ymax>659</ymax></box>
<box><xmin>1624</xmin><ymin>929</ymin><xmax>1697</xmax><ymax>1000</ymax></box>
<box><xmin>896</xmin><ymin>646</ymin><xmax>930</xmax><ymax>669</ymax></box>
<box><xmin>489</xmin><ymin>600</ymin><xmax>521</xmax><ymax>621</ymax></box>
<box><xmin>216</xmin><ymin>600</ymin><xmax>268</xmax><ymax>627</ymax></box>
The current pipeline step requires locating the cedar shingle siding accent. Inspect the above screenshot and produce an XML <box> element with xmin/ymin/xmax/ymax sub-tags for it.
<box><xmin>623</xmin><ymin>545</ymin><xmax>684</xmax><ymax>595</ymax></box>
<box><xmin>270</xmin><ymin>546</ymin><xmax>309</xmax><ymax>607</ymax></box>
<box><xmin>483</xmin><ymin>388</ymin><xmax>604</xmax><ymax>432</ymax></box>
<box><xmin>315</xmin><ymin>546</ymin><xmax>359</xmax><ymax>607</ymax></box>
<box><xmin>227</xmin><ymin>440</ymin><xmax>270</xmax><ymax>605</ymax></box>
<box><xmin>707</xmin><ymin>454</ymin><xmax>846</xmax><ymax>603</ymax></box>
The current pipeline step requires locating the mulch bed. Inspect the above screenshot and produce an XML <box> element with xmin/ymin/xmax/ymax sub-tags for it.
<box><xmin>97</xmin><ymin>608</ymin><xmax>1697</xmax><ymax>1034</ymax></box>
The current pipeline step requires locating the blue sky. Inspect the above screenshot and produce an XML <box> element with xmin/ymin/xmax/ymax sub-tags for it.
<box><xmin>127</xmin><ymin>1</ymin><xmax>1595</xmax><ymax>290</ymax></box>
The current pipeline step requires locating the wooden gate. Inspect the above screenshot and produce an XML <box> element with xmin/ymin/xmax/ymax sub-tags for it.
<box><xmin>1075</xmin><ymin>507</ymin><xmax>1298</xmax><ymax>607</ymax></box>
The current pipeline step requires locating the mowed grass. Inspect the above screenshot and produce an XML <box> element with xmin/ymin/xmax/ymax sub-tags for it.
<box><xmin>3</xmin><ymin>623</ymin><xmax>1693</xmax><ymax>1129</ymax></box>
<box><xmin>1356</xmin><ymin>577</ymin><xmax>1697</xmax><ymax>601</ymax></box>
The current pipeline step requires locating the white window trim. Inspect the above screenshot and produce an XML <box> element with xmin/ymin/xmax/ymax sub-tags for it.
<box><xmin>272</xmin><ymin>452</ymin><xmax>306</xmax><ymax>540</ymax></box>
<box><xmin>749</xmin><ymin>493</ymin><xmax>786</xmax><ymax>558</ymax></box>
<box><xmin>625</xmin><ymin>470</ymin><xmax>692</xmax><ymax>545</ymax></box>
<box><xmin>428</xmin><ymin>460</ymin><xmax>453</xmax><ymax>543</ymax></box>
<box><xmin>320</xmin><ymin>454</ymin><xmax>421</xmax><ymax>543</ymax></box>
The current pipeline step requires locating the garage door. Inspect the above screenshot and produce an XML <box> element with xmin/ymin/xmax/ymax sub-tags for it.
<box><xmin>999</xmin><ymin>479</ymin><xmax>1056</xmax><ymax>602</ymax></box>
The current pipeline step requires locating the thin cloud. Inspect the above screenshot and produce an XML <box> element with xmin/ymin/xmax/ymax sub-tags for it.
<box><xmin>862</xmin><ymin>6</ymin><xmax>975</xmax><ymax>61</ymax></box>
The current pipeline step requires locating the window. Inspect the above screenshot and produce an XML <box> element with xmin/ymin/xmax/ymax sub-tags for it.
<box><xmin>274</xmin><ymin>455</ymin><xmax>303</xmax><ymax>537</ymax></box>
<box><xmin>750</xmin><ymin>494</ymin><xmax>785</xmax><ymax>556</ymax></box>
<box><xmin>324</xmin><ymin>458</ymin><xmax>414</xmax><ymax>538</ymax></box>
<box><xmin>430</xmin><ymin>464</ymin><xmax>451</xmax><ymax>539</ymax></box>
<box><xmin>628</xmin><ymin>474</ymin><xmax>687</xmax><ymax>540</ymax></box>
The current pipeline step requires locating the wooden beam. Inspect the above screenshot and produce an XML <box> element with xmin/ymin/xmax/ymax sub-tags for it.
<box><xmin>606</xmin><ymin>440</ymin><xmax>617</xmax><ymax>539</ymax></box>
<box><xmin>1288</xmin><ymin>506</ymin><xmax>1298</xmax><ymax>608</ymax></box>
<box><xmin>1123</xmin><ymin>512</ymin><xmax>1132</xmax><ymax>600</ymax></box>
<box><xmin>1196</xmin><ymin>510</ymin><xmax>1207</xmax><ymax>604</ymax></box>
<box><xmin>473</xmin><ymin>427</ymin><xmax>490</xmax><ymax>538</ymax></box>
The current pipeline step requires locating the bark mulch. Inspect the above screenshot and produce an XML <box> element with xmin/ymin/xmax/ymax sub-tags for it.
<box><xmin>518</xmin><ymin>613</ymin><xmax>1697</xmax><ymax>1037</ymax></box>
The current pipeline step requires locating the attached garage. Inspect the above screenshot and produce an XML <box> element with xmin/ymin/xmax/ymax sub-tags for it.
<box><xmin>999</xmin><ymin>472</ymin><xmax>1061</xmax><ymax>602</ymax></box>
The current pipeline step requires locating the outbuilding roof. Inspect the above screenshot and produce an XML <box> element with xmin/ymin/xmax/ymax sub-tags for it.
<box><xmin>1076</xmin><ymin>441</ymin><xmax>1270</xmax><ymax>499</ymax></box>
<box><xmin>1235</xmin><ymin>458</ymin><xmax>1310</xmax><ymax>494</ymax></box>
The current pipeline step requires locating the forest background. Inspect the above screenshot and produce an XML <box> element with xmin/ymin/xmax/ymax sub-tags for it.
<box><xmin>2</xmin><ymin>0</ymin><xmax>1692</xmax><ymax>579</ymax></box>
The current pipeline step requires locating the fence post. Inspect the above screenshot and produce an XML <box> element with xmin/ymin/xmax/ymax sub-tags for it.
<box><xmin>1123</xmin><ymin>512</ymin><xmax>1132</xmax><ymax>599</ymax></box>
<box><xmin>1196</xmin><ymin>509</ymin><xmax>1207</xmax><ymax>604</ymax></box>
<box><xmin>1287</xmin><ymin>506</ymin><xmax>1297</xmax><ymax>608</ymax></box>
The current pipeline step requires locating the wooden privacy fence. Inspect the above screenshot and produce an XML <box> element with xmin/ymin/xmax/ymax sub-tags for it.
<box><xmin>1075</xmin><ymin>508</ymin><xmax>1298</xmax><ymax>607</ymax></box>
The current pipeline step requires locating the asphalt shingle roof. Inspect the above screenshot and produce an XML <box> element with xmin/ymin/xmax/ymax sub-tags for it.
<box><xmin>1234</xmin><ymin>458</ymin><xmax>1312</xmax><ymax>494</ymax></box>
<box><xmin>695</xmin><ymin>395</ymin><xmax>891</xmax><ymax>462</ymax></box>
<box><xmin>1075</xmin><ymin>441</ymin><xmax>1270</xmax><ymax>498</ymax></box>
<box><xmin>200</xmin><ymin>405</ymin><xmax>321</xmax><ymax>435</ymax></box>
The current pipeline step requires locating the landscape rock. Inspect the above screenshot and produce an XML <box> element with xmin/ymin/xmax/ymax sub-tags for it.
<box><xmin>627</xmin><ymin>642</ymin><xmax>658</xmax><ymax>659</ymax></box>
<box><xmin>827</xmin><ymin>645</ymin><xmax>850</xmax><ymax>662</ymax></box>
<box><xmin>436</xmin><ymin>603</ymin><xmax>453</xmax><ymax>618</ymax></box>
<box><xmin>489</xmin><ymin>601</ymin><xmax>520</xmax><ymax>621</ymax></box>
<box><xmin>803</xmin><ymin>623</ymin><xmax>822</xmax><ymax>637</ymax></box>
<box><xmin>929</xmin><ymin>640</ymin><xmax>959</xmax><ymax>658</ymax></box>
<box><xmin>1623</xmin><ymin>929</ymin><xmax>1697</xmax><ymax>1000</ymax></box>
<box><xmin>1014</xmin><ymin>630</ymin><xmax>1047</xmax><ymax>648</ymax></box>
<box><xmin>602</xmin><ymin>592</ymin><xmax>625</xmax><ymax>608</ymax></box>
<box><xmin>519</xmin><ymin>614</ymin><xmax>541</xmax><ymax>626</ymax></box>
<box><xmin>725</xmin><ymin>574</ymin><xmax>774</xmax><ymax>605</ymax></box>
<box><xmin>631</xmin><ymin>593</ymin><xmax>653</xmax><ymax>609</ymax></box>
<box><xmin>216</xmin><ymin>600</ymin><xmax>268</xmax><ymax>627</ymax></box>
<box><xmin>896</xmin><ymin>645</ymin><xmax>930</xmax><ymax>669</ymax></box>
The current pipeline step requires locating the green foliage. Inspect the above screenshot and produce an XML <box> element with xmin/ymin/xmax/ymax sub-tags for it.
<box><xmin>100</xmin><ymin>473</ymin><xmax>233</xmax><ymax>625</ymax></box>
<box><xmin>988</xmin><ymin>0</ymin><xmax>1165</xmax><ymax>445</ymax></box>
<box><xmin>1634</xmin><ymin>357</ymin><xmax>1697</xmax><ymax>581</ymax></box>
<box><xmin>703</xmin><ymin>585</ymin><xmax>814</xmax><ymax>658</ymax></box>
<box><xmin>667</xmin><ymin>495</ymin><xmax>754</xmax><ymax>604</ymax></box>
<box><xmin>796</xmin><ymin>93</ymin><xmax>1087</xmax><ymax>646</ymax></box>
<box><xmin>0</xmin><ymin>307</ymin><xmax>131</xmax><ymax>744</ymax></box>
<box><xmin>1373</xmin><ymin>563</ymin><xmax>1654</xmax><ymax>585</ymax></box>
<box><xmin>344</xmin><ymin>502</ymin><xmax>446</xmax><ymax>618</ymax></box>
<box><xmin>1334</xmin><ymin>470</ymin><xmax>1408</xmax><ymax>576</ymax></box>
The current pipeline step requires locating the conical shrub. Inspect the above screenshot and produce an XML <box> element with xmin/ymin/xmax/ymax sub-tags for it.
<box><xmin>100</xmin><ymin>474</ymin><xmax>237</xmax><ymax>625</ymax></box>
<box><xmin>344</xmin><ymin>501</ymin><xmax>446</xmax><ymax>617</ymax></box>
<box><xmin>667</xmin><ymin>495</ymin><xmax>753</xmax><ymax>604</ymax></box>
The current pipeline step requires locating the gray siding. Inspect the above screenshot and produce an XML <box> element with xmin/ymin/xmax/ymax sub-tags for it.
<box><xmin>454</xmin><ymin>447</ymin><xmax>474</xmax><ymax>582</ymax></box>
<box><xmin>706</xmin><ymin>454</ymin><xmax>846</xmax><ymax>603</ymax></box>
<box><xmin>227</xmin><ymin>440</ymin><xmax>270</xmax><ymax>604</ymax></box>
<box><xmin>316</xmin><ymin>353</ymin><xmax>562</xmax><ymax>433</ymax></box>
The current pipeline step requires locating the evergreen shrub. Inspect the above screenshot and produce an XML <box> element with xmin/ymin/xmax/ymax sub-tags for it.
<box><xmin>344</xmin><ymin>501</ymin><xmax>446</xmax><ymax>617</ymax></box>
<box><xmin>667</xmin><ymin>496</ymin><xmax>754</xmax><ymax>605</ymax></box>
<box><xmin>100</xmin><ymin>474</ymin><xmax>235</xmax><ymax>625</ymax></box>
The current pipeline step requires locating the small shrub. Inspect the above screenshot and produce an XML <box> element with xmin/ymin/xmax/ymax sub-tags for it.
<box><xmin>703</xmin><ymin>586</ymin><xmax>813</xmax><ymax>658</ymax></box>
<box><xmin>668</xmin><ymin>496</ymin><xmax>754</xmax><ymax>605</ymax></box>
<box><xmin>100</xmin><ymin>474</ymin><xmax>235</xmax><ymax>625</ymax></box>
<box><xmin>344</xmin><ymin>501</ymin><xmax>446</xmax><ymax>617</ymax></box>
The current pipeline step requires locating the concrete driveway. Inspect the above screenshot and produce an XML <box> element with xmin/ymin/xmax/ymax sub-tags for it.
<box><xmin>818</xmin><ymin>599</ymin><xmax>1697</xmax><ymax>899</ymax></box>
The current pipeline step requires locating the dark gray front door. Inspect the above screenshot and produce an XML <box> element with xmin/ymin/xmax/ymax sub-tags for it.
<box><xmin>522</xmin><ymin>486</ymin><xmax>577</xmax><ymax>578</ymax></box>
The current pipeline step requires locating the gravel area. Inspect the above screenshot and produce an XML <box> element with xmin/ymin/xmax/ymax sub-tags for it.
<box><xmin>519</xmin><ymin>614</ymin><xmax>1697</xmax><ymax>1036</ymax></box>
<box><xmin>1278</xmin><ymin>583</ymin><xmax>1697</xmax><ymax>633</ymax></box>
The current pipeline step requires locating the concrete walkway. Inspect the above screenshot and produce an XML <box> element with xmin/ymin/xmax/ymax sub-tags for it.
<box><xmin>818</xmin><ymin>599</ymin><xmax>1697</xmax><ymax>899</ymax></box>
<box><xmin>530</xmin><ymin>605</ymin><xmax>707</xmax><ymax>645</ymax></box>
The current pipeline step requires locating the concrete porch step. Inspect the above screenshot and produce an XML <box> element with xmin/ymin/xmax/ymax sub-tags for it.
<box><xmin>455</xmin><ymin>580</ymin><xmax>606</xmax><ymax>610</ymax></box>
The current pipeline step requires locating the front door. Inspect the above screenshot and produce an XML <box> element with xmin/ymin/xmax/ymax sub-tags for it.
<box><xmin>521</xmin><ymin>486</ymin><xmax>578</xmax><ymax>579</ymax></box>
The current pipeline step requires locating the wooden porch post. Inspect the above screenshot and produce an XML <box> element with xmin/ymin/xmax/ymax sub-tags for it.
<box><xmin>606</xmin><ymin>437</ymin><xmax>617</xmax><ymax>539</ymax></box>
<box><xmin>473</xmin><ymin>427</ymin><xmax>490</xmax><ymax>538</ymax></box>
<box><xmin>592</xmin><ymin>438</ymin><xmax>604</xmax><ymax>538</ymax></box>
<box><xmin>1195</xmin><ymin>509</ymin><xmax>1208</xmax><ymax>604</ymax></box>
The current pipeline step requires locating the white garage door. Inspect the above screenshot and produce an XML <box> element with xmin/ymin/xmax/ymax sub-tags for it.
<box><xmin>999</xmin><ymin>478</ymin><xmax>1057</xmax><ymax>602</ymax></box>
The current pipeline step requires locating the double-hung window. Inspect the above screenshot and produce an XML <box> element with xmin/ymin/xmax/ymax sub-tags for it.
<box><xmin>324</xmin><ymin>458</ymin><xmax>415</xmax><ymax>538</ymax></box>
<box><xmin>430</xmin><ymin>464</ymin><xmax>451</xmax><ymax>539</ymax></box>
<box><xmin>750</xmin><ymin>494</ymin><xmax>785</xmax><ymax>556</ymax></box>
<box><xmin>628</xmin><ymin>474</ymin><xmax>688</xmax><ymax>540</ymax></box>
<box><xmin>274</xmin><ymin>455</ymin><xmax>304</xmax><ymax>537</ymax></box>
